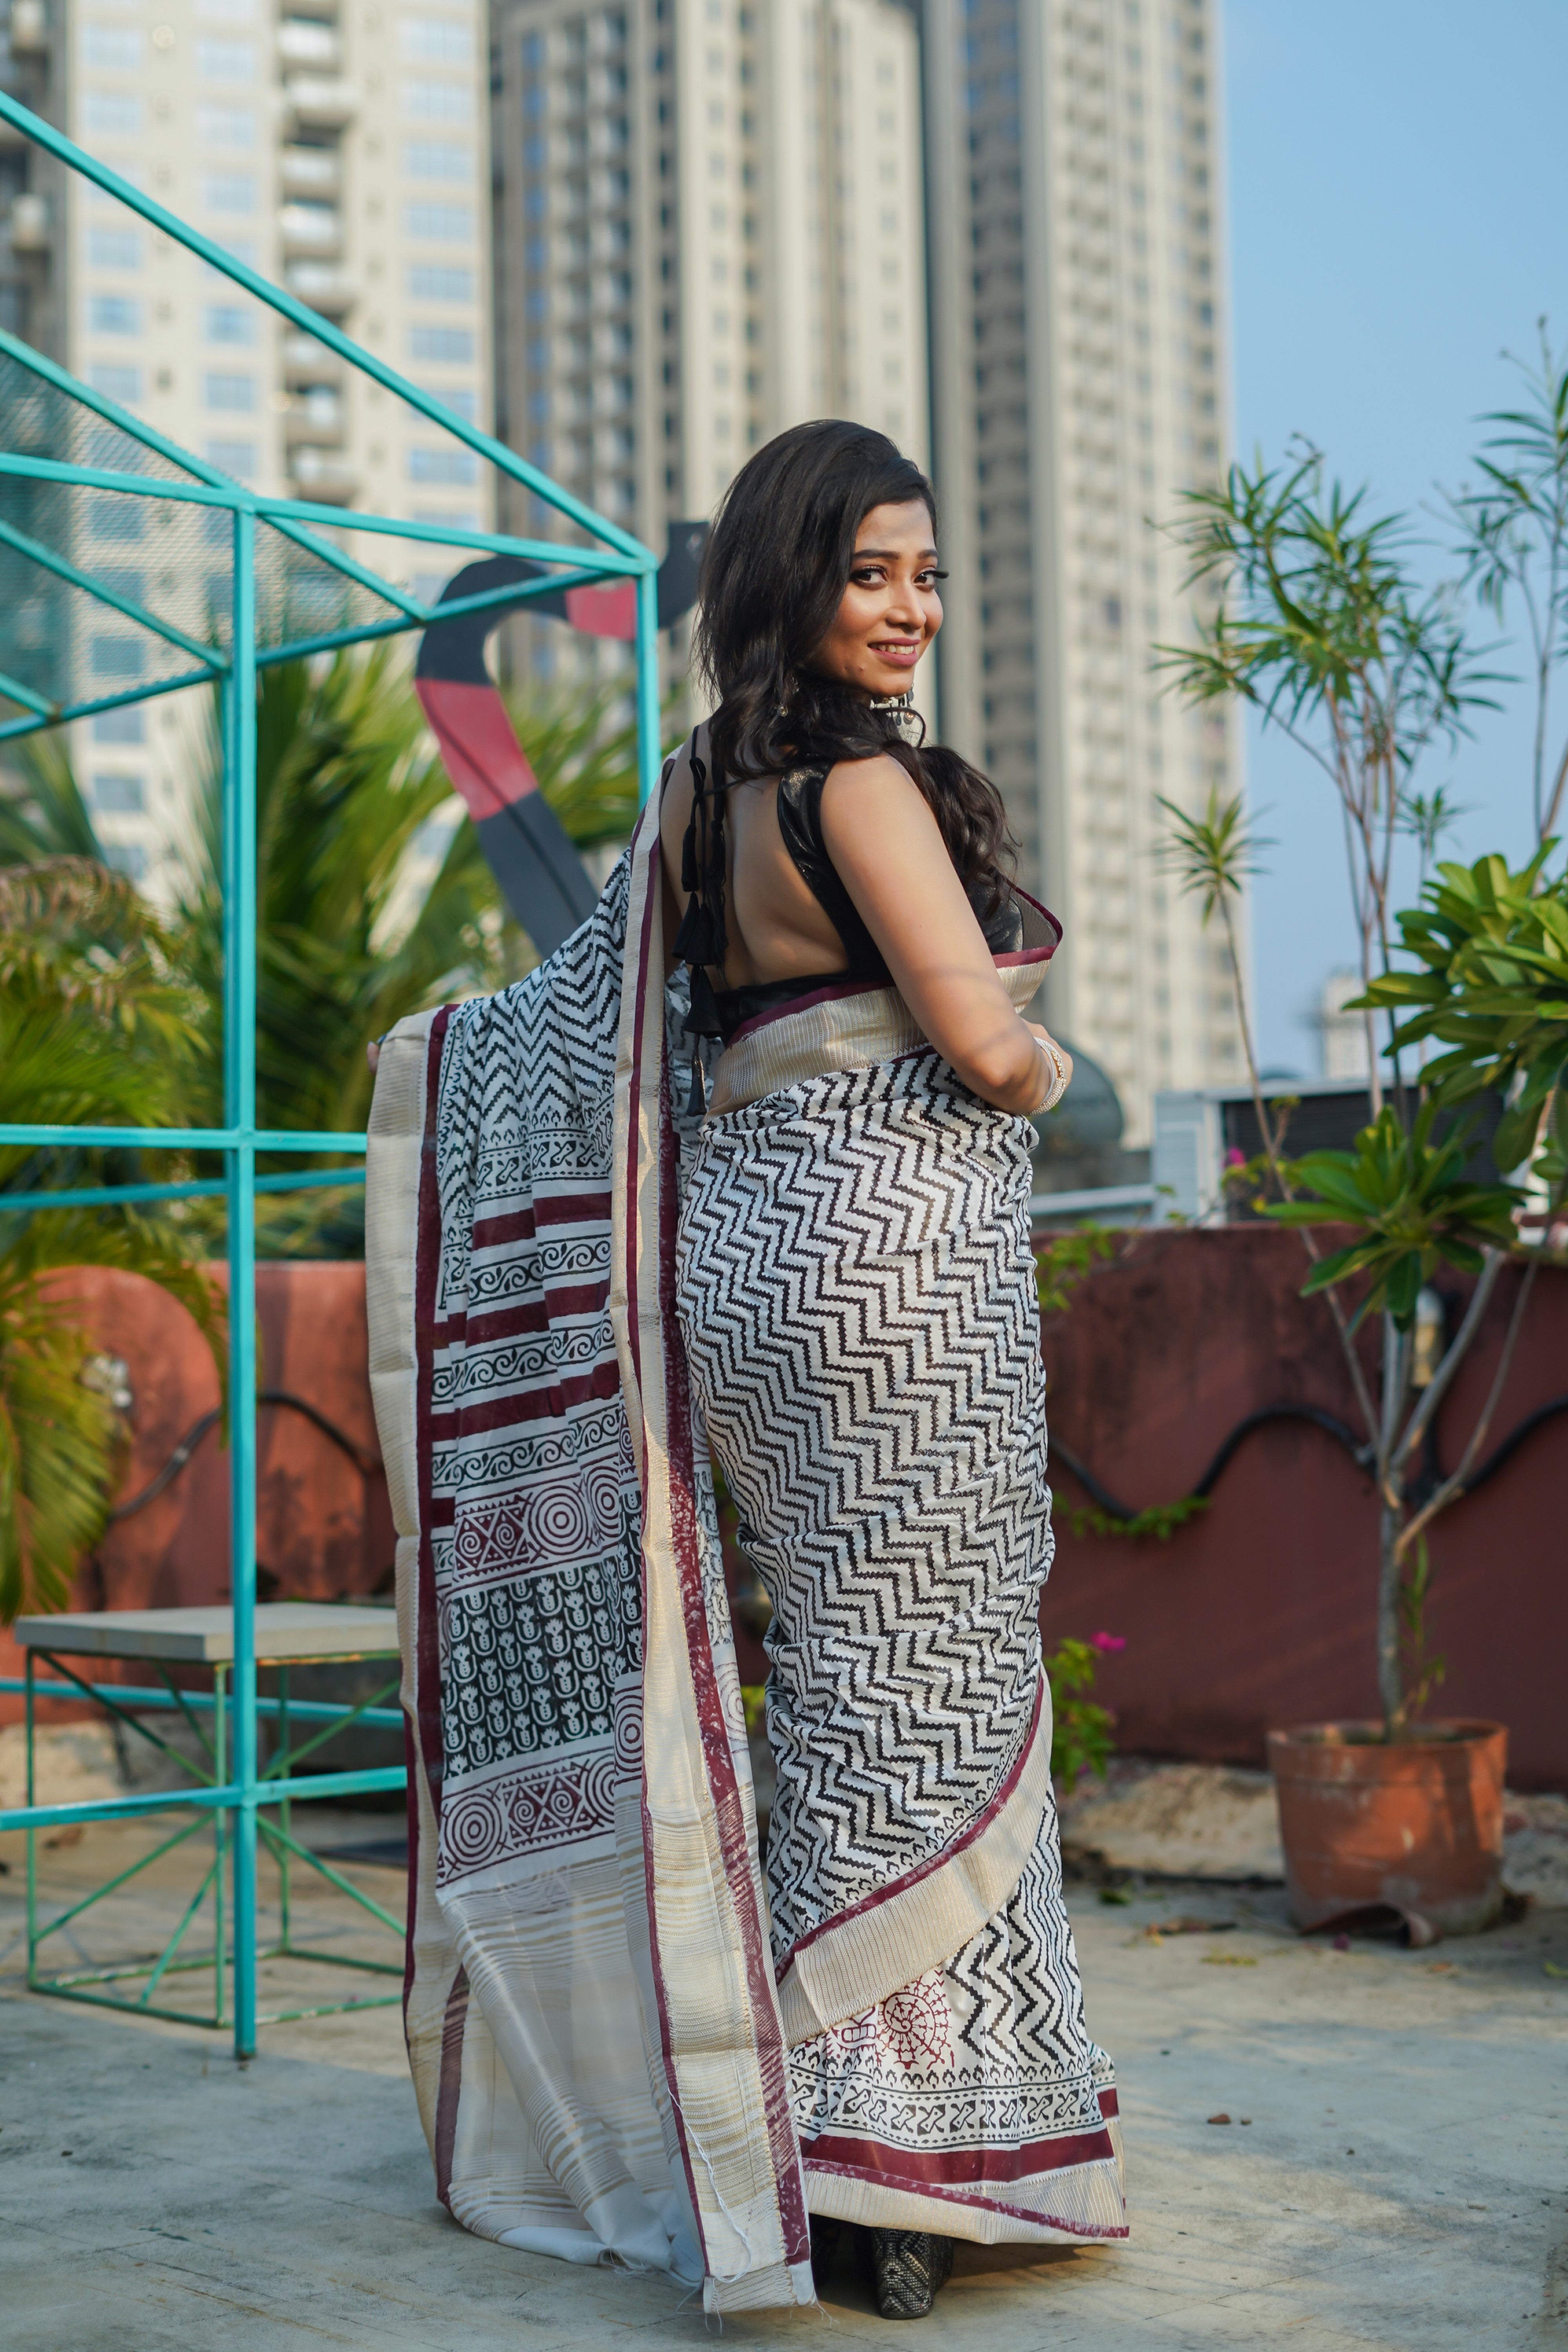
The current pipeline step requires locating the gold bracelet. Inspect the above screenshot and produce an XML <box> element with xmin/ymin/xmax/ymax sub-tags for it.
<box><xmin>1033</xmin><ymin>1034</ymin><xmax>1069</xmax><ymax>1115</ymax></box>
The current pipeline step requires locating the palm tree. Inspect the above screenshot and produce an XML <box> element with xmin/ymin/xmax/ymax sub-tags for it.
<box><xmin>0</xmin><ymin>651</ymin><xmax>646</xmax><ymax>1613</ymax></box>
<box><xmin>0</xmin><ymin>864</ymin><xmax>224</xmax><ymax>1621</ymax></box>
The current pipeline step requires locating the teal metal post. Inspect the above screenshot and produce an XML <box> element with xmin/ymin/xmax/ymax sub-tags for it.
<box><xmin>224</xmin><ymin>507</ymin><xmax>261</xmax><ymax>2058</ymax></box>
<box><xmin>635</xmin><ymin>566</ymin><xmax>661</xmax><ymax>808</ymax></box>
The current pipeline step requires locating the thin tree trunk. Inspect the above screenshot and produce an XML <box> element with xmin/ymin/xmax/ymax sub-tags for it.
<box><xmin>1376</xmin><ymin>1493</ymin><xmax>1406</xmax><ymax>1737</ymax></box>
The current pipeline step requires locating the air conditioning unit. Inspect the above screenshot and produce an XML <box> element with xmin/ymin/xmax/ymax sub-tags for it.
<box><xmin>1152</xmin><ymin>1076</ymin><xmax>1510</xmax><ymax>1224</ymax></box>
<box><xmin>8</xmin><ymin>191</ymin><xmax>49</xmax><ymax>251</ymax></box>
<box><xmin>1152</xmin><ymin>1078</ymin><xmax>1376</xmax><ymax>1223</ymax></box>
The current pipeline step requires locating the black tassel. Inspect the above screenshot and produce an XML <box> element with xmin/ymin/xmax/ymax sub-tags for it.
<box><xmin>685</xmin><ymin>964</ymin><xmax>724</xmax><ymax>1039</ymax></box>
<box><xmin>671</xmin><ymin>897</ymin><xmax>719</xmax><ymax>967</ymax></box>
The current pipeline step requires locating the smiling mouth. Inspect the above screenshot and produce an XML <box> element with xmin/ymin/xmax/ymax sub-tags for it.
<box><xmin>869</xmin><ymin>641</ymin><xmax>922</xmax><ymax>662</ymax></box>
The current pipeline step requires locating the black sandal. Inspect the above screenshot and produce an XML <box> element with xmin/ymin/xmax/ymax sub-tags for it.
<box><xmin>867</xmin><ymin>2229</ymin><xmax>956</xmax><ymax>2320</ymax></box>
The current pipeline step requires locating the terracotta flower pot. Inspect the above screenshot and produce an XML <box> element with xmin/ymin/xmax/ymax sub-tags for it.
<box><xmin>1267</xmin><ymin>1719</ymin><xmax>1508</xmax><ymax>1943</ymax></box>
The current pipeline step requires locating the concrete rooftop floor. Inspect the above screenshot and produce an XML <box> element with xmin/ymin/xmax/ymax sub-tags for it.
<box><xmin>2</xmin><ymin>1808</ymin><xmax>1566</xmax><ymax>2352</ymax></box>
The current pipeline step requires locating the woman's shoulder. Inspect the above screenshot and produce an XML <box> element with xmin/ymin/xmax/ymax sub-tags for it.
<box><xmin>816</xmin><ymin>750</ymin><xmax>926</xmax><ymax>833</ymax></box>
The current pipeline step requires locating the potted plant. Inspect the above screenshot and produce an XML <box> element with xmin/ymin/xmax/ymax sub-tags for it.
<box><xmin>1158</xmin><ymin>367</ymin><xmax>1568</xmax><ymax>1939</ymax></box>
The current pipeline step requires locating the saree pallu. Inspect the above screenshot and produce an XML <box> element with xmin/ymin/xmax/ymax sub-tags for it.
<box><xmin>365</xmin><ymin>797</ymin><xmax>1124</xmax><ymax>2317</ymax></box>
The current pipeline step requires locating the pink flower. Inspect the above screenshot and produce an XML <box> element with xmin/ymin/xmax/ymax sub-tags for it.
<box><xmin>1224</xmin><ymin>1147</ymin><xmax>1247</xmax><ymax>1168</ymax></box>
<box><xmin>1089</xmin><ymin>1631</ymin><xmax>1126</xmax><ymax>1653</ymax></box>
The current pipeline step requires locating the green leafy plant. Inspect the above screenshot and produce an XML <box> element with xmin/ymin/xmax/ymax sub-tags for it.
<box><xmin>1</xmin><ymin>652</ymin><xmax>654</xmax><ymax>1251</ymax></box>
<box><xmin>1159</xmin><ymin>430</ymin><xmax>1561</xmax><ymax>1739</ymax></box>
<box><xmin>1033</xmin><ymin>1223</ymin><xmax>1116</xmax><ymax>1316</ymax></box>
<box><xmin>0</xmin><ymin>865</ymin><xmax>224</xmax><ymax>1622</ymax></box>
<box><xmin>1158</xmin><ymin>449</ymin><xmax>1499</xmax><ymax>1105</ymax></box>
<box><xmin>1447</xmin><ymin>327</ymin><xmax>1568</xmax><ymax>846</ymax></box>
<box><xmin>1045</xmin><ymin>1636</ymin><xmax>1118</xmax><ymax>1792</ymax></box>
<box><xmin>1358</xmin><ymin>847</ymin><xmax>1568</xmax><ymax>1173</ymax></box>
<box><xmin>1271</xmin><ymin>1101</ymin><xmax>1523</xmax><ymax>1328</ymax></box>
<box><xmin>1061</xmin><ymin>1495</ymin><xmax>1210</xmax><ymax>1543</ymax></box>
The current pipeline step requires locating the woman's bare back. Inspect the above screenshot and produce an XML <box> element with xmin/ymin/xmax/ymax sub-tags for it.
<box><xmin>660</xmin><ymin>721</ymin><xmax>1067</xmax><ymax>1116</ymax></box>
<box><xmin>659</xmin><ymin>723</ymin><xmax>850</xmax><ymax>990</ymax></box>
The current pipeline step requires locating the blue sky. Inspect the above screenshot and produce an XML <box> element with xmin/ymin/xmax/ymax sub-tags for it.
<box><xmin>1223</xmin><ymin>0</ymin><xmax>1568</xmax><ymax>1069</ymax></box>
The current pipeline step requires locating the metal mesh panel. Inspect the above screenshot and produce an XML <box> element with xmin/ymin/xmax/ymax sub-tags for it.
<box><xmin>0</xmin><ymin>342</ymin><xmax>439</xmax><ymax>717</ymax></box>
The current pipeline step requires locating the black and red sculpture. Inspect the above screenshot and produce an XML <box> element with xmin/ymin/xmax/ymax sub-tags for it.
<box><xmin>414</xmin><ymin>521</ymin><xmax>707</xmax><ymax>957</ymax></box>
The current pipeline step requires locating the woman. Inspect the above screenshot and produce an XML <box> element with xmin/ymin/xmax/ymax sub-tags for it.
<box><xmin>367</xmin><ymin>421</ymin><xmax>1123</xmax><ymax>2327</ymax></box>
<box><xmin>663</xmin><ymin>422</ymin><xmax>1123</xmax><ymax>2316</ymax></box>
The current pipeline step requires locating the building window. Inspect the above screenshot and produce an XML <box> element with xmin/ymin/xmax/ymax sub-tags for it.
<box><xmin>204</xmin><ymin>372</ymin><xmax>256</xmax><ymax>412</ymax></box>
<box><xmin>198</xmin><ymin>105</ymin><xmax>256</xmax><ymax>147</ymax></box>
<box><xmin>408</xmin><ymin>448</ymin><xmax>480</xmax><ymax>485</ymax></box>
<box><xmin>197</xmin><ymin>38</ymin><xmax>257</xmax><ymax>79</ymax></box>
<box><xmin>203</xmin><ymin>304</ymin><xmax>255</xmax><ymax>345</ymax></box>
<box><xmin>205</xmin><ymin>438</ymin><xmax>259</xmax><ymax>478</ymax></box>
<box><xmin>95</xmin><ymin>567</ymin><xmax>146</xmax><ymax>607</ymax></box>
<box><xmin>408</xmin><ymin>265</ymin><xmax>475</xmax><ymax>302</ymax></box>
<box><xmin>87</xmin><ymin>228</ymin><xmax>141</xmax><ymax>270</ymax></box>
<box><xmin>419</xmin><ymin>384</ymin><xmax>479</xmax><ymax>422</ymax></box>
<box><xmin>92</xmin><ymin>774</ymin><xmax>146</xmax><ymax>814</ymax></box>
<box><xmin>91</xmin><ymin>637</ymin><xmax>146</xmax><ymax>682</ymax></box>
<box><xmin>83</xmin><ymin>93</ymin><xmax>143</xmax><ymax>138</ymax></box>
<box><xmin>400</xmin><ymin>17</ymin><xmax>470</xmax><ymax>63</ymax></box>
<box><xmin>88</xmin><ymin>497</ymin><xmax>144</xmax><ymax>544</ymax></box>
<box><xmin>87</xmin><ymin>295</ymin><xmax>140</xmax><ymax>337</ymax></box>
<box><xmin>86</xmin><ymin>363</ymin><xmax>142</xmax><ymax>404</ymax></box>
<box><xmin>403</xmin><ymin>81</ymin><xmax>472</xmax><ymax>121</ymax></box>
<box><xmin>406</xmin><ymin>203</ymin><xmax>475</xmax><ymax>242</ymax></box>
<box><xmin>93</xmin><ymin>707</ymin><xmax>145</xmax><ymax>744</ymax></box>
<box><xmin>409</xmin><ymin>324</ymin><xmax>475</xmax><ymax>363</ymax></box>
<box><xmin>203</xmin><ymin>173</ymin><xmax>258</xmax><ymax>214</ymax></box>
<box><xmin>103</xmin><ymin>843</ymin><xmax>149</xmax><ymax>881</ymax></box>
<box><xmin>404</xmin><ymin>141</ymin><xmax>470</xmax><ymax>182</ymax></box>
<box><xmin>81</xmin><ymin>25</ymin><xmax>142</xmax><ymax>69</ymax></box>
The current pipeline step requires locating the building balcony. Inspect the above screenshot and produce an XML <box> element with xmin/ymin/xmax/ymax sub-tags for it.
<box><xmin>289</xmin><ymin>447</ymin><xmax>359</xmax><ymax>504</ymax></box>
<box><xmin>283</xmin><ymin>78</ymin><xmax>358</xmax><ymax>133</ymax></box>
<box><xmin>278</xmin><ymin>20</ymin><xmax>341</xmax><ymax>70</ymax></box>
<box><xmin>279</xmin><ymin>202</ymin><xmax>342</xmax><ymax>258</ymax></box>
<box><xmin>279</xmin><ymin>147</ymin><xmax>342</xmax><ymax>199</ymax></box>
<box><xmin>283</xmin><ymin>388</ymin><xmax>345</xmax><ymax>446</ymax></box>
<box><xmin>8</xmin><ymin>0</ymin><xmax>48</xmax><ymax>57</ymax></box>
<box><xmin>7</xmin><ymin>191</ymin><xmax>48</xmax><ymax>251</ymax></box>
<box><xmin>284</xmin><ymin>260</ymin><xmax>356</xmax><ymax>316</ymax></box>
<box><xmin>281</xmin><ymin>333</ymin><xmax>343</xmax><ymax>388</ymax></box>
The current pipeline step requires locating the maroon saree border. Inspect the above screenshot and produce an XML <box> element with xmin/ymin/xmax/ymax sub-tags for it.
<box><xmin>774</xmin><ymin>1675</ymin><xmax>1047</xmax><ymax>1987</ymax></box>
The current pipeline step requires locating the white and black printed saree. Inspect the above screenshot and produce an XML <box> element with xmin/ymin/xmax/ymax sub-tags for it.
<box><xmin>364</xmin><ymin>795</ymin><xmax>1125</xmax><ymax>2316</ymax></box>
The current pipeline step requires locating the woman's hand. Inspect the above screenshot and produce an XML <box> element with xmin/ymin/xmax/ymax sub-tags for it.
<box><xmin>820</xmin><ymin>756</ymin><xmax>1067</xmax><ymax>1116</ymax></box>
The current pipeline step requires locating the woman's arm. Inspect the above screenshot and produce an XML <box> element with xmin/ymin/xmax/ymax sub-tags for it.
<box><xmin>820</xmin><ymin>754</ymin><xmax>1069</xmax><ymax>1116</ymax></box>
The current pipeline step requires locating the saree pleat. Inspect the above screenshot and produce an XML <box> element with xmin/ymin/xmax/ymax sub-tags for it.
<box><xmin>366</xmin><ymin>796</ymin><xmax>1124</xmax><ymax>2310</ymax></box>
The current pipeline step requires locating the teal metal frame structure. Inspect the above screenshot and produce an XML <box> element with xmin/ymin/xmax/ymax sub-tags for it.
<box><xmin>0</xmin><ymin>93</ymin><xmax>664</xmax><ymax>2059</ymax></box>
<box><xmin>22</xmin><ymin>1638</ymin><xmax>406</xmax><ymax>2029</ymax></box>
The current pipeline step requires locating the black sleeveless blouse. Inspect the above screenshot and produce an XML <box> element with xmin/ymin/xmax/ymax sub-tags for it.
<box><xmin>670</xmin><ymin>737</ymin><xmax>1022</xmax><ymax>1047</ymax></box>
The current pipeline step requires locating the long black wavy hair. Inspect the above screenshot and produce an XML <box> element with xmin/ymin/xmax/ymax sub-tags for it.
<box><xmin>692</xmin><ymin>419</ymin><xmax>1015</xmax><ymax>914</ymax></box>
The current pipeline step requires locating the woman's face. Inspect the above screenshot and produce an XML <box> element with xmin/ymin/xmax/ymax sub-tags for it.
<box><xmin>809</xmin><ymin>499</ymin><xmax>944</xmax><ymax>700</ymax></box>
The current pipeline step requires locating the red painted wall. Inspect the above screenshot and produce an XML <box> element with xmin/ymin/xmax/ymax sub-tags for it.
<box><xmin>7</xmin><ymin>1238</ymin><xmax>1563</xmax><ymax>1791</ymax></box>
<box><xmin>1036</xmin><ymin>1227</ymin><xmax>1567</xmax><ymax>1790</ymax></box>
<box><xmin>0</xmin><ymin>1262</ymin><xmax>393</xmax><ymax>1722</ymax></box>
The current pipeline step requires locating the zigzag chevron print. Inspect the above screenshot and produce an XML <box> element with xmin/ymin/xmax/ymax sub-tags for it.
<box><xmin>679</xmin><ymin>1050</ymin><xmax>1124</xmax><ymax>2233</ymax></box>
<box><xmin>678</xmin><ymin>1053</ymin><xmax>1053</xmax><ymax>1951</ymax></box>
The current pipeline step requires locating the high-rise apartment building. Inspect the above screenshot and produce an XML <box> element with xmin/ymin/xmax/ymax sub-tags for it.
<box><xmin>488</xmin><ymin>0</ymin><xmax>928</xmax><ymax>695</ymax></box>
<box><xmin>924</xmin><ymin>0</ymin><xmax>1243</xmax><ymax>1140</ymax></box>
<box><xmin>0</xmin><ymin>0</ymin><xmax>489</xmax><ymax>889</ymax></box>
